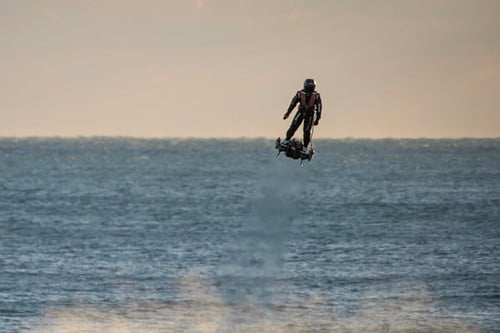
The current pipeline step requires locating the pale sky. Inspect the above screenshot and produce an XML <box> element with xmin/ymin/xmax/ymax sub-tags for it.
<box><xmin>1</xmin><ymin>0</ymin><xmax>499</xmax><ymax>138</ymax></box>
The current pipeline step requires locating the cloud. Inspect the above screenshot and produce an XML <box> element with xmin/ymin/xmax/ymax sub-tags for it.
<box><xmin>194</xmin><ymin>0</ymin><xmax>204</xmax><ymax>10</ymax></box>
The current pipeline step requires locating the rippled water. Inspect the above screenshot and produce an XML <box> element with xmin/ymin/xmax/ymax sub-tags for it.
<box><xmin>0</xmin><ymin>138</ymin><xmax>498</xmax><ymax>332</ymax></box>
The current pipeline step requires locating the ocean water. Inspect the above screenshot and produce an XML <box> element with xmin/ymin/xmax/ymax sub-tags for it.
<box><xmin>0</xmin><ymin>138</ymin><xmax>498</xmax><ymax>333</ymax></box>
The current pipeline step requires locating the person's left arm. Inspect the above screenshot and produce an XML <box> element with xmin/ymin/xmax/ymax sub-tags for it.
<box><xmin>314</xmin><ymin>93</ymin><xmax>322</xmax><ymax>125</ymax></box>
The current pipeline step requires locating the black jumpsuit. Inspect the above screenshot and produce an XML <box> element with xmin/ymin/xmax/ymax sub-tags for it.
<box><xmin>284</xmin><ymin>90</ymin><xmax>322</xmax><ymax>147</ymax></box>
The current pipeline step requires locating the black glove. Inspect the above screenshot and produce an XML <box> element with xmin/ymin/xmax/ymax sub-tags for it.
<box><xmin>283</xmin><ymin>113</ymin><xmax>290</xmax><ymax>120</ymax></box>
<box><xmin>314</xmin><ymin>119</ymin><xmax>319</xmax><ymax>126</ymax></box>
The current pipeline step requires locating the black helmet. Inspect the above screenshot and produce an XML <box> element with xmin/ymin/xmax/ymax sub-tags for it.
<box><xmin>303</xmin><ymin>78</ymin><xmax>316</xmax><ymax>93</ymax></box>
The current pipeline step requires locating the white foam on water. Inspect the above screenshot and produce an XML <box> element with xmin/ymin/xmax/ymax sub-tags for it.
<box><xmin>28</xmin><ymin>278</ymin><xmax>479</xmax><ymax>333</ymax></box>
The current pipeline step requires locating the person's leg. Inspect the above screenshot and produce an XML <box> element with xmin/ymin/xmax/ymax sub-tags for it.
<box><xmin>285</xmin><ymin>112</ymin><xmax>304</xmax><ymax>141</ymax></box>
<box><xmin>303</xmin><ymin>114</ymin><xmax>313</xmax><ymax>147</ymax></box>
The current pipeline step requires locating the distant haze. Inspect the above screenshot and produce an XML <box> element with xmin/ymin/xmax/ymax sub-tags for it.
<box><xmin>1</xmin><ymin>0</ymin><xmax>499</xmax><ymax>138</ymax></box>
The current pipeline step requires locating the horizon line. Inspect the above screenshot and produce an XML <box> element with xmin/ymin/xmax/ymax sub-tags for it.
<box><xmin>0</xmin><ymin>135</ymin><xmax>498</xmax><ymax>140</ymax></box>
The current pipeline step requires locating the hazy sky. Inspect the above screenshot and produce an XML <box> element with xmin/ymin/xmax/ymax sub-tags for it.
<box><xmin>1</xmin><ymin>0</ymin><xmax>499</xmax><ymax>138</ymax></box>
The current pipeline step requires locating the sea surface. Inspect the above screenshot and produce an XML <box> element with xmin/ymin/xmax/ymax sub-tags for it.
<box><xmin>0</xmin><ymin>138</ymin><xmax>499</xmax><ymax>332</ymax></box>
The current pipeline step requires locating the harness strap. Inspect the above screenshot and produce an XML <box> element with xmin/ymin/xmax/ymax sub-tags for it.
<box><xmin>300</xmin><ymin>92</ymin><xmax>317</xmax><ymax>110</ymax></box>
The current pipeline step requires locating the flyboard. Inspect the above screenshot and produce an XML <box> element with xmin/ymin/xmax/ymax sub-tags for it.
<box><xmin>275</xmin><ymin>138</ymin><xmax>314</xmax><ymax>165</ymax></box>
